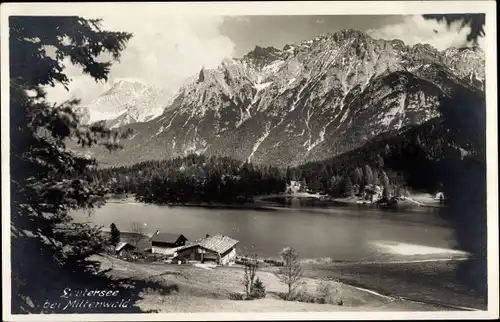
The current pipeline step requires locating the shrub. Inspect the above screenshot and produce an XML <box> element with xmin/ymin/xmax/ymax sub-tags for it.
<box><xmin>315</xmin><ymin>281</ymin><xmax>343</xmax><ymax>305</ymax></box>
<box><xmin>263</xmin><ymin>259</ymin><xmax>284</xmax><ymax>267</ymax></box>
<box><xmin>277</xmin><ymin>282</ymin><xmax>344</xmax><ymax>305</ymax></box>
<box><xmin>229</xmin><ymin>292</ymin><xmax>244</xmax><ymax>300</ymax></box>
<box><xmin>290</xmin><ymin>290</ymin><xmax>316</xmax><ymax>303</ymax></box>
<box><xmin>110</xmin><ymin>223</ymin><xmax>121</xmax><ymax>246</ymax></box>
<box><xmin>250</xmin><ymin>277</ymin><xmax>266</xmax><ymax>299</ymax></box>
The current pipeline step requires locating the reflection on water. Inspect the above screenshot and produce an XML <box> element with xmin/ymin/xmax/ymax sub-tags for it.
<box><xmin>72</xmin><ymin>201</ymin><xmax>458</xmax><ymax>261</ymax></box>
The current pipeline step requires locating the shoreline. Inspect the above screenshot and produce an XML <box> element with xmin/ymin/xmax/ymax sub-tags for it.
<box><xmin>105</xmin><ymin>194</ymin><xmax>444</xmax><ymax>211</ymax></box>
<box><xmin>331</xmin><ymin>197</ymin><xmax>446</xmax><ymax>209</ymax></box>
<box><xmin>106</xmin><ymin>195</ymin><xmax>280</xmax><ymax>211</ymax></box>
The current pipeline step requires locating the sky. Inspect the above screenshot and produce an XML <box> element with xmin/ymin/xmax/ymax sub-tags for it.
<box><xmin>44</xmin><ymin>14</ymin><xmax>485</xmax><ymax>105</ymax></box>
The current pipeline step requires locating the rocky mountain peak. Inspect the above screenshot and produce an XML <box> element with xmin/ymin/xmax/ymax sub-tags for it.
<box><xmin>242</xmin><ymin>45</ymin><xmax>285</xmax><ymax>69</ymax></box>
<box><xmin>244</xmin><ymin>45</ymin><xmax>282</xmax><ymax>59</ymax></box>
<box><xmin>332</xmin><ymin>29</ymin><xmax>369</xmax><ymax>42</ymax></box>
<box><xmin>78</xmin><ymin>78</ymin><xmax>174</xmax><ymax>128</ymax></box>
<box><xmin>108</xmin><ymin>78</ymin><xmax>148</xmax><ymax>93</ymax></box>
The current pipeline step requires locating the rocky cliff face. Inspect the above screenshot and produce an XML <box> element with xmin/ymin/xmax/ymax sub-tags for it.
<box><xmin>87</xmin><ymin>29</ymin><xmax>485</xmax><ymax>167</ymax></box>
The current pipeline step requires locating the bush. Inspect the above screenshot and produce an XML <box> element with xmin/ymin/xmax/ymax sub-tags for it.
<box><xmin>315</xmin><ymin>281</ymin><xmax>343</xmax><ymax>305</ymax></box>
<box><xmin>229</xmin><ymin>292</ymin><xmax>244</xmax><ymax>300</ymax></box>
<box><xmin>263</xmin><ymin>259</ymin><xmax>284</xmax><ymax>267</ymax></box>
<box><xmin>250</xmin><ymin>277</ymin><xmax>266</xmax><ymax>299</ymax></box>
<box><xmin>290</xmin><ymin>290</ymin><xmax>316</xmax><ymax>303</ymax></box>
<box><xmin>277</xmin><ymin>282</ymin><xmax>344</xmax><ymax>305</ymax></box>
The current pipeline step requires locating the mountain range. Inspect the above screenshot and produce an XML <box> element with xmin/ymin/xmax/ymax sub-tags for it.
<box><xmin>77</xmin><ymin>29</ymin><xmax>485</xmax><ymax>167</ymax></box>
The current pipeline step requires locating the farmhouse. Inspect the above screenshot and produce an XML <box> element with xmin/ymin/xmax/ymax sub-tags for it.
<box><xmin>176</xmin><ymin>234</ymin><xmax>239</xmax><ymax>265</ymax></box>
<box><xmin>151</xmin><ymin>232</ymin><xmax>188</xmax><ymax>255</ymax></box>
<box><xmin>115</xmin><ymin>242</ymin><xmax>136</xmax><ymax>257</ymax></box>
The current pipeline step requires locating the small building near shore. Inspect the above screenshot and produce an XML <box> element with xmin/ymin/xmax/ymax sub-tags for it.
<box><xmin>176</xmin><ymin>234</ymin><xmax>239</xmax><ymax>265</ymax></box>
<box><xmin>363</xmin><ymin>184</ymin><xmax>383</xmax><ymax>202</ymax></box>
<box><xmin>115</xmin><ymin>242</ymin><xmax>136</xmax><ymax>257</ymax></box>
<box><xmin>285</xmin><ymin>180</ymin><xmax>305</xmax><ymax>194</ymax></box>
<box><xmin>435</xmin><ymin>191</ymin><xmax>445</xmax><ymax>202</ymax></box>
<box><xmin>151</xmin><ymin>232</ymin><xmax>188</xmax><ymax>255</ymax></box>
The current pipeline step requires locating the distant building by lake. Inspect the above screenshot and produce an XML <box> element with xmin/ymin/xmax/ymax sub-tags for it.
<box><xmin>285</xmin><ymin>180</ymin><xmax>306</xmax><ymax>194</ymax></box>
<box><xmin>435</xmin><ymin>191</ymin><xmax>445</xmax><ymax>202</ymax></box>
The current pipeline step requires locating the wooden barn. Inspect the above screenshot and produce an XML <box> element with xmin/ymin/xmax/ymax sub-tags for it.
<box><xmin>115</xmin><ymin>242</ymin><xmax>136</xmax><ymax>257</ymax></box>
<box><xmin>176</xmin><ymin>234</ymin><xmax>239</xmax><ymax>265</ymax></box>
<box><xmin>101</xmin><ymin>229</ymin><xmax>153</xmax><ymax>254</ymax></box>
<box><xmin>151</xmin><ymin>232</ymin><xmax>188</xmax><ymax>255</ymax></box>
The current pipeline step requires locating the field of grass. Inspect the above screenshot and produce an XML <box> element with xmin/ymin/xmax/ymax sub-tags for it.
<box><xmin>92</xmin><ymin>254</ymin><xmax>446</xmax><ymax>313</ymax></box>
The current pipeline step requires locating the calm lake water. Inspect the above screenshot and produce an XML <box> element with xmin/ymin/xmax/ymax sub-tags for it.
<box><xmin>72</xmin><ymin>201</ymin><xmax>460</xmax><ymax>261</ymax></box>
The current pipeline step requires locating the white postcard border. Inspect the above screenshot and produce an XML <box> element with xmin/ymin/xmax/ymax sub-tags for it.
<box><xmin>1</xmin><ymin>1</ymin><xmax>498</xmax><ymax>321</ymax></box>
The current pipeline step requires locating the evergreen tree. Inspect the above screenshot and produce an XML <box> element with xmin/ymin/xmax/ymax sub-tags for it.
<box><xmin>327</xmin><ymin>175</ymin><xmax>337</xmax><ymax>195</ymax></box>
<box><xmin>343</xmin><ymin>177</ymin><xmax>354</xmax><ymax>197</ymax></box>
<box><xmin>110</xmin><ymin>223</ymin><xmax>121</xmax><ymax>246</ymax></box>
<box><xmin>352</xmin><ymin>167</ymin><xmax>363</xmax><ymax>186</ymax></box>
<box><xmin>10</xmin><ymin>16</ymin><xmax>132</xmax><ymax>313</ymax></box>
<box><xmin>285</xmin><ymin>166</ymin><xmax>293</xmax><ymax>182</ymax></box>
<box><xmin>380</xmin><ymin>170</ymin><xmax>391</xmax><ymax>200</ymax></box>
<box><xmin>373</xmin><ymin>168</ymin><xmax>381</xmax><ymax>186</ymax></box>
<box><xmin>250</xmin><ymin>277</ymin><xmax>267</xmax><ymax>299</ymax></box>
<box><xmin>376</xmin><ymin>154</ymin><xmax>385</xmax><ymax>169</ymax></box>
<box><xmin>363</xmin><ymin>164</ymin><xmax>374</xmax><ymax>186</ymax></box>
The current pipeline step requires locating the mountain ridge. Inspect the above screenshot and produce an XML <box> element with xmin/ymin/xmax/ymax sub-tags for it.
<box><xmin>76</xmin><ymin>29</ymin><xmax>485</xmax><ymax>167</ymax></box>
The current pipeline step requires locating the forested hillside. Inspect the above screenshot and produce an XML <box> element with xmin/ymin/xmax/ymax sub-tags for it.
<box><xmin>298</xmin><ymin>83</ymin><xmax>485</xmax><ymax>199</ymax></box>
<box><xmin>92</xmin><ymin>155</ymin><xmax>286</xmax><ymax>204</ymax></box>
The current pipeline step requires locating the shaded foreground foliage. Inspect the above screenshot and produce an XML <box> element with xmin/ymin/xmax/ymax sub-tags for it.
<box><xmin>8</xmin><ymin>16</ymin><xmax>170</xmax><ymax>313</ymax></box>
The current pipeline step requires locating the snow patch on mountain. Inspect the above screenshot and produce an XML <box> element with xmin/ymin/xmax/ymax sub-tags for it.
<box><xmin>254</xmin><ymin>81</ymin><xmax>273</xmax><ymax>91</ymax></box>
<box><xmin>247</xmin><ymin>122</ymin><xmax>271</xmax><ymax>162</ymax></box>
<box><xmin>155</xmin><ymin>125</ymin><xmax>165</xmax><ymax>136</ymax></box>
<box><xmin>82</xmin><ymin>79</ymin><xmax>174</xmax><ymax>126</ymax></box>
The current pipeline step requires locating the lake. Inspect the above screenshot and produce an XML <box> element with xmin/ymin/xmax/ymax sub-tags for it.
<box><xmin>72</xmin><ymin>201</ymin><xmax>461</xmax><ymax>261</ymax></box>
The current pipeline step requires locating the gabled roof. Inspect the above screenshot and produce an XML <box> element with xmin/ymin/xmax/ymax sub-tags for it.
<box><xmin>151</xmin><ymin>232</ymin><xmax>186</xmax><ymax>243</ymax></box>
<box><xmin>178</xmin><ymin>234</ymin><xmax>239</xmax><ymax>254</ymax></box>
<box><xmin>115</xmin><ymin>242</ymin><xmax>136</xmax><ymax>252</ymax></box>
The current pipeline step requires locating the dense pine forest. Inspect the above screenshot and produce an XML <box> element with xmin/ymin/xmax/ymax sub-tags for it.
<box><xmin>92</xmin><ymin>155</ymin><xmax>287</xmax><ymax>204</ymax></box>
